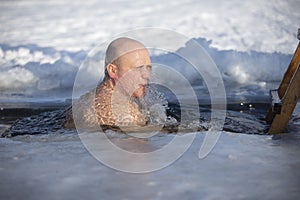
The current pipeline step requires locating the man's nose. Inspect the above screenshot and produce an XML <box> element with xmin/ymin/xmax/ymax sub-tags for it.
<box><xmin>141</xmin><ymin>66</ymin><xmax>151</xmax><ymax>80</ymax></box>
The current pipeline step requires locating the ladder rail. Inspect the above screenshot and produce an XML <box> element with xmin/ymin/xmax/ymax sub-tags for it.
<box><xmin>265</xmin><ymin>28</ymin><xmax>300</xmax><ymax>134</ymax></box>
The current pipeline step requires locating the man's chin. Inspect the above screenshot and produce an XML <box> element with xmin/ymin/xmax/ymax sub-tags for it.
<box><xmin>133</xmin><ymin>86</ymin><xmax>146</xmax><ymax>98</ymax></box>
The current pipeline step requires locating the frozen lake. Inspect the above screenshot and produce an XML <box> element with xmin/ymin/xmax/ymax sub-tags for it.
<box><xmin>1</xmin><ymin>103</ymin><xmax>300</xmax><ymax>199</ymax></box>
<box><xmin>1</xmin><ymin>129</ymin><xmax>300</xmax><ymax>200</ymax></box>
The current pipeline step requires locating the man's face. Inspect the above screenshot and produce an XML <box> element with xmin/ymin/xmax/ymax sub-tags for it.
<box><xmin>115</xmin><ymin>48</ymin><xmax>151</xmax><ymax>98</ymax></box>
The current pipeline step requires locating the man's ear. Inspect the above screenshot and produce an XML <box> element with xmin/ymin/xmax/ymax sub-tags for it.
<box><xmin>106</xmin><ymin>63</ymin><xmax>118</xmax><ymax>79</ymax></box>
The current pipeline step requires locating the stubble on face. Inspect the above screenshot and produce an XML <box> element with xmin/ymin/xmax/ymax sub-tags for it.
<box><xmin>114</xmin><ymin>49</ymin><xmax>151</xmax><ymax>98</ymax></box>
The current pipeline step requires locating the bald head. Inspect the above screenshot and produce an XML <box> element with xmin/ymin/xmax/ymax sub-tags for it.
<box><xmin>105</xmin><ymin>37</ymin><xmax>147</xmax><ymax>67</ymax></box>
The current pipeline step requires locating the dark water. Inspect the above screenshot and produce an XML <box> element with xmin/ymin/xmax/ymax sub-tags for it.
<box><xmin>0</xmin><ymin>100</ymin><xmax>272</xmax><ymax>137</ymax></box>
<box><xmin>1</xmin><ymin>85</ymin><xmax>300</xmax><ymax>138</ymax></box>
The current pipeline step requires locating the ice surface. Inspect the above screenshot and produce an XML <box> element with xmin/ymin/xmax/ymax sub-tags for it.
<box><xmin>1</xmin><ymin>131</ymin><xmax>300</xmax><ymax>200</ymax></box>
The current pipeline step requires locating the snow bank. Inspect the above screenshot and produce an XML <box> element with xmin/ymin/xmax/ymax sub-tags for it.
<box><xmin>0</xmin><ymin>0</ymin><xmax>298</xmax><ymax>101</ymax></box>
<box><xmin>0</xmin><ymin>39</ymin><xmax>293</xmax><ymax>101</ymax></box>
<box><xmin>0</xmin><ymin>45</ymin><xmax>86</xmax><ymax>99</ymax></box>
<box><xmin>0</xmin><ymin>0</ymin><xmax>298</xmax><ymax>53</ymax></box>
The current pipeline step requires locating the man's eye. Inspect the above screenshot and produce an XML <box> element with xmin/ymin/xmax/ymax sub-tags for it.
<box><xmin>146</xmin><ymin>65</ymin><xmax>152</xmax><ymax>70</ymax></box>
<box><xmin>135</xmin><ymin>65</ymin><xmax>152</xmax><ymax>70</ymax></box>
<box><xmin>136</xmin><ymin>65</ymin><xmax>144</xmax><ymax>69</ymax></box>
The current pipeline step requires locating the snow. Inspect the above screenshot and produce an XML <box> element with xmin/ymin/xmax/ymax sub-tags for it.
<box><xmin>0</xmin><ymin>0</ymin><xmax>299</xmax><ymax>101</ymax></box>
<box><xmin>1</xmin><ymin>131</ymin><xmax>300</xmax><ymax>200</ymax></box>
<box><xmin>0</xmin><ymin>67</ymin><xmax>38</xmax><ymax>89</ymax></box>
<box><xmin>0</xmin><ymin>0</ymin><xmax>298</xmax><ymax>53</ymax></box>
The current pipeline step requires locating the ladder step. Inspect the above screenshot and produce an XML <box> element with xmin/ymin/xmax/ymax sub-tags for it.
<box><xmin>270</xmin><ymin>89</ymin><xmax>282</xmax><ymax>114</ymax></box>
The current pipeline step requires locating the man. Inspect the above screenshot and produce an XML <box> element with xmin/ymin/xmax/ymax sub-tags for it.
<box><xmin>65</xmin><ymin>37</ymin><xmax>153</xmax><ymax>130</ymax></box>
